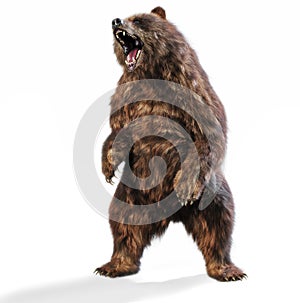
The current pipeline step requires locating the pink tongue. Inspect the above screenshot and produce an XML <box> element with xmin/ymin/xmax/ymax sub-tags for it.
<box><xmin>127</xmin><ymin>49</ymin><xmax>138</xmax><ymax>63</ymax></box>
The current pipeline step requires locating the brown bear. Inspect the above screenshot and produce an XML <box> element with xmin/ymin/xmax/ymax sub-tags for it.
<box><xmin>95</xmin><ymin>7</ymin><xmax>246</xmax><ymax>281</ymax></box>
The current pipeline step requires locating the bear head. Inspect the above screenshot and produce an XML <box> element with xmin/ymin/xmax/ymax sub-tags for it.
<box><xmin>112</xmin><ymin>7</ymin><xmax>188</xmax><ymax>73</ymax></box>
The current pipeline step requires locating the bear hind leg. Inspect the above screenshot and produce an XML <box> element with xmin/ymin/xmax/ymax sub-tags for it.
<box><xmin>182</xmin><ymin>175</ymin><xmax>246</xmax><ymax>281</ymax></box>
<box><xmin>95</xmin><ymin>219</ymin><xmax>169</xmax><ymax>278</ymax></box>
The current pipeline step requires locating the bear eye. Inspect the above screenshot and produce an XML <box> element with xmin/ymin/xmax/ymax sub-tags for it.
<box><xmin>133</xmin><ymin>19</ymin><xmax>141</xmax><ymax>25</ymax></box>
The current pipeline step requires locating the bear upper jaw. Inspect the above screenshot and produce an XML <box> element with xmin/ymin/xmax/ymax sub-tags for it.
<box><xmin>114</xmin><ymin>29</ymin><xmax>143</xmax><ymax>72</ymax></box>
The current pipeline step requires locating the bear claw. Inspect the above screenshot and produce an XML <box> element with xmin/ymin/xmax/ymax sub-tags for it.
<box><xmin>178</xmin><ymin>196</ymin><xmax>197</xmax><ymax>207</ymax></box>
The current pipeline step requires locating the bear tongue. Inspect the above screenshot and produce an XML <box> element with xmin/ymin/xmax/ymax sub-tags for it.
<box><xmin>127</xmin><ymin>49</ymin><xmax>138</xmax><ymax>63</ymax></box>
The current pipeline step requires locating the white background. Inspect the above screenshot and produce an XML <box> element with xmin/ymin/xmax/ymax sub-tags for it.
<box><xmin>1</xmin><ymin>0</ymin><xmax>300</xmax><ymax>302</ymax></box>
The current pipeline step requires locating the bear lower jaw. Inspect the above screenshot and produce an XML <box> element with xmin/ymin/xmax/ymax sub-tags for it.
<box><xmin>125</xmin><ymin>49</ymin><xmax>142</xmax><ymax>72</ymax></box>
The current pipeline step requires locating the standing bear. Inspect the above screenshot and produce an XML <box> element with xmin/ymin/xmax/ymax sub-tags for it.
<box><xmin>96</xmin><ymin>7</ymin><xmax>246</xmax><ymax>281</ymax></box>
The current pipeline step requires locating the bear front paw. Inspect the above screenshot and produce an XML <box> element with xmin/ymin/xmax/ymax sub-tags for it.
<box><xmin>102</xmin><ymin>162</ymin><xmax>115</xmax><ymax>185</ymax></box>
<box><xmin>174</xmin><ymin>171</ymin><xmax>202</xmax><ymax>206</ymax></box>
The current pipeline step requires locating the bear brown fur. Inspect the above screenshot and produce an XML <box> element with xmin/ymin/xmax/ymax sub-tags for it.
<box><xmin>95</xmin><ymin>7</ymin><xmax>246</xmax><ymax>281</ymax></box>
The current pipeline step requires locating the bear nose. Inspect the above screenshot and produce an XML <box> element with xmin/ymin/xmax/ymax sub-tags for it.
<box><xmin>112</xmin><ymin>18</ymin><xmax>122</xmax><ymax>29</ymax></box>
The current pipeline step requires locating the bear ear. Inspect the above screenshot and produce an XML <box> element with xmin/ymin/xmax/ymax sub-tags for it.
<box><xmin>151</xmin><ymin>7</ymin><xmax>166</xmax><ymax>19</ymax></box>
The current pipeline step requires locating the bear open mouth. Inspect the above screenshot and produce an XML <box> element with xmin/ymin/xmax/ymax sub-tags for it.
<box><xmin>114</xmin><ymin>29</ymin><xmax>143</xmax><ymax>71</ymax></box>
